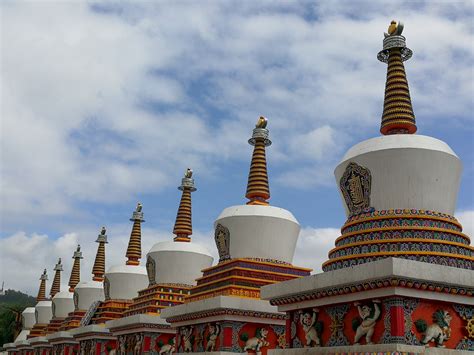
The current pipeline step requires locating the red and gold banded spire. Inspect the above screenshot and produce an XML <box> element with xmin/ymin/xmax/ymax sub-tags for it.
<box><xmin>92</xmin><ymin>227</ymin><xmax>108</xmax><ymax>281</ymax></box>
<box><xmin>377</xmin><ymin>21</ymin><xmax>417</xmax><ymax>135</ymax></box>
<box><xmin>246</xmin><ymin>116</ymin><xmax>271</xmax><ymax>205</ymax></box>
<box><xmin>49</xmin><ymin>258</ymin><xmax>63</xmax><ymax>298</ymax></box>
<box><xmin>37</xmin><ymin>269</ymin><xmax>48</xmax><ymax>302</ymax></box>
<box><xmin>68</xmin><ymin>245</ymin><xmax>83</xmax><ymax>292</ymax></box>
<box><xmin>173</xmin><ymin>169</ymin><xmax>196</xmax><ymax>242</ymax></box>
<box><xmin>126</xmin><ymin>203</ymin><xmax>144</xmax><ymax>265</ymax></box>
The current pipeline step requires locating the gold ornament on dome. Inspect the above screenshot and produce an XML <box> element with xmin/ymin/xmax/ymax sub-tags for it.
<box><xmin>385</xmin><ymin>20</ymin><xmax>404</xmax><ymax>37</ymax></box>
<box><xmin>340</xmin><ymin>162</ymin><xmax>372</xmax><ymax>216</ymax></box>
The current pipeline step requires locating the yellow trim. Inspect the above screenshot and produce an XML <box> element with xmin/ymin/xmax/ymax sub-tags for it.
<box><xmin>336</xmin><ymin>226</ymin><xmax>469</xmax><ymax>245</ymax></box>
<box><xmin>342</xmin><ymin>213</ymin><xmax>462</xmax><ymax>230</ymax></box>
<box><xmin>186</xmin><ymin>284</ymin><xmax>260</xmax><ymax>300</ymax></box>
<box><xmin>196</xmin><ymin>266</ymin><xmax>306</xmax><ymax>282</ymax></box>
<box><xmin>329</xmin><ymin>237</ymin><xmax>474</xmax><ymax>256</ymax></box>
<box><xmin>192</xmin><ymin>274</ymin><xmax>285</xmax><ymax>291</ymax></box>
<box><xmin>322</xmin><ymin>251</ymin><xmax>474</xmax><ymax>268</ymax></box>
<box><xmin>200</xmin><ymin>258</ymin><xmax>311</xmax><ymax>273</ymax></box>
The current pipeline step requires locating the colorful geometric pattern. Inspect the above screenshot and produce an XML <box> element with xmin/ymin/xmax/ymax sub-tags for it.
<box><xmin>324</xmin><ymin>209</ymin><xmax>473</xmax><ymax>272</ymax></box>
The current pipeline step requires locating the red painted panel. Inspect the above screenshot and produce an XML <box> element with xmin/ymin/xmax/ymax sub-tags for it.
<box><xmin>391</xmin><ymin>306</ymin><xmax>404</xmax><ymax>337</ymax></box>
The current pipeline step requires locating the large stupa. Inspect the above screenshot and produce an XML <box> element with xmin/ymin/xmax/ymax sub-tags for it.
<box><xmin>262</xmin><ymin>20</ymin><xmax>473</xmax><ymax>354</ymax></box>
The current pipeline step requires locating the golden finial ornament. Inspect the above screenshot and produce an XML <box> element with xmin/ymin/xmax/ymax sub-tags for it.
<box><xmin>256</xmin><ymin>116</ymin><xmax>268</xmax><ymax>128</ymax></box>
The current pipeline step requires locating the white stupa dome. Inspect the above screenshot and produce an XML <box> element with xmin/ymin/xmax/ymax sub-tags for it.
<box><xmin>14</xmin><ymin>307</ymin><xmax>36</xmax><ymax>342</ymax></box>
<box><xmin>214</xmin><ymin>204</ymin><xmax>300</xmax><ymax>264</ymax></box>
<box><xmin>335</xmin><ymin>134</ymin><xmax>461</xmax><ymax>216</ymax></box>
<box><xmin>74</xmin><ymin>280</ymin><xmax>104</xmax><ymax>311</ymax></box>
<box><xmin>22</xmin><ymin>307</ymin><xmax>35</xmax><ymax>329</ymax></box>
<box><xmin>147</xmin><ymin>240</ymin><xmax>213</xmax><ymax>286</ymax></box>
<box><xmin>104</xmin><ymin>264</ymin><xmax>148</xmax><ymax>300</ymax></box>
<box><xmin>35</xmin><ymin>300</ymin><xmax>52</xmax><ymax>324</ymax></box>
<box><xmin>51</xmin><ymin>291</ymin><xmax>74</xmax><ymax>318</ymax></box>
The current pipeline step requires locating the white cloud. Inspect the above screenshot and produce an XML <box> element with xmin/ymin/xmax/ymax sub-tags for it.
<box><xmin>456</xmin><ymin>210</ymin><xmax>474</xmax><ymax>240</ymax></box>
<box><xmin>0</xmin><ymin>225</ymin><xmax>217</xmax><ymax>296</ymax></box>
<box><xmin>1</xmin><ymin>2</ymin><xmax>472</xmax><ymax>258</ymax></box>
<box><xmin>293</xmin><ymin>227</ymin><xmax>340</xmax><ymax>274</ymax></box>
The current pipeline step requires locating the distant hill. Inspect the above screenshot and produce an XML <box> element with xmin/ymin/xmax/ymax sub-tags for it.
<box><xmin>0</xmin><ymin>289</ymin><xmax>36</xmax><ymax>346</ymax></box>
<box><xmin>0</xmin><ymin>289</ymin><xmax>36</xmax><ymax>306</ymax></box>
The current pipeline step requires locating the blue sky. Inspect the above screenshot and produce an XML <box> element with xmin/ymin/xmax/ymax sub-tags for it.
<box><xmin>1</xmin><ymin>1</ymin><xmax>473</xmax><ymax>295</ymax></box>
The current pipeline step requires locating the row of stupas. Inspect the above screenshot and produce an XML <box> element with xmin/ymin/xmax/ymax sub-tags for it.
<box><xmin>3</xmin><ymin>21</ymin><xmax>473</xmax><ymax>355</ymax></box>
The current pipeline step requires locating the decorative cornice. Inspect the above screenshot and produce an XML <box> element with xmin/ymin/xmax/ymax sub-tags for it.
<box><xmin>269</xmin><ymin>276</ymin><xmax>474</xmax><ymax>306</ymax></box>
<box><xmin>166</xmin><ymin>307</ymin><xmax>286</xmax><ymax>324</ymax></box>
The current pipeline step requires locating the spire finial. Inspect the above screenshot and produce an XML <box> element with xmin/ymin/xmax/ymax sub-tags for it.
<box><xmin>68</xmin><ymin>244</ymin><xmax>83</xmax><ymax>292</ymax></box>
<box><xmin>92</xmin><ymin>227</ymin><xmax>108</xmax><ymax>281</ymax></box>
<box><xmin>126</xmin><ymin>203</ymin><xmax>144</xmax><ymax>265</ymax></box>
<box><xmin>173</xmin><ymin>168</ymin><xmax>196</xmax><ymax>242</ymax></box>
<box><xmin>377</xmin><ymin>20</ymin><xmax>417</xmax><ymax>135</ymax></box>
<box><xmin>246</xmin><ymin>116</ymin><xmax>271</xmax><ymax>205</ymax></box>
<box><xmin>37</xmin><ymin>269</ymin><xmax>48</xmax><ymax>302</ymax></box>
<box><xmin>50</xmin><ymin>258</ymin><xmax>63</xmax><ymax>298</ymax></box>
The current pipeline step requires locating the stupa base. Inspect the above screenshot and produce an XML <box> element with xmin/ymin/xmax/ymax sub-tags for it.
<box><xmin>71</xmin><ymin>324</ymin><xmax>117</xmax><ymax>354</ymax></box>
<box><xmin>28</xmin><ymin>336</ymin><xmax>52</xmax><ymax>355</ymax></box>
<box><xmin>106</xmin><ymin>314</ymin><xmax>176</xmax><ymax>354</ymax></box>
<box><xmin>46</xmin><ymin>331</ymin><xmax>78</xmax><ymax>355</ymax></box>
<box><xmin>261</xmin><ymin>258</ymin><xmax>474</xmax><ymax>352</ymax></box>
<box><xmin>161</xmin><ymin>295</ymin><xmax>288</xmax><ymax>354</ymax></box>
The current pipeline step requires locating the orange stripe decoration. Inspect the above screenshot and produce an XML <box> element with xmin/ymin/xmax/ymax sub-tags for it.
<box><xmin>49</xmin><ymin>258</ymin><xmax>62</xmax><ymax>298</ymax></box>
<box><xmin>37</xmin><ymin>269</ymin><xmax>48</xmax><ymax>302</ymax></box>
<box><xmin>126</xmin><ymin>203</ymin><xmax>144</xmax><ymax>265</ymax></box>
<box><xmin>68</xmin><ymin>245</ymin><xmax>83</xmax><ymax>292</ymax></box>
<box><xmin>173</xmin><ymin>168</ymin><xmax>196</xmax><ymax>242</ymax></box>
<box><xmin>377</xmin><ymin>20</ymin><xmax>417</xmax><ymax>135</ymax></box>
<box><xmin>246</xmin><ymin>116</ymin><xmax>271</xmax><ymax>205</ymax></box>
<box><xmin>92</xmin><ymin>227</ymin><xmax>108</xmax><ymax>281</ymax></box>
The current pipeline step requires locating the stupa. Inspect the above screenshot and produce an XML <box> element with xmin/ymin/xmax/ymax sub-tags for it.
<box><xmin>106</xmin><ymin>169</ymin><xmax>214</xmax><ymax>354</ymax></box>
<box><xmin>69</xmin><ymin>204</ymin><xmax>148</xmax><ymax>353</ymax></box>
<box><xmin>261</xmin><ymin>21</ymin><xmax>474</xmax><ymax>354</ymax></box>
<box><xmin>27</xmin><ymin>269</ymin><xmax>53</xmax><ymax>339</ymax></box>
<box><xmin>60</xmin><ymin>227</ymin><xmax>108</xmax><ymax>331</ymax></box>
<box><xmin>161</xmin><ymin>117</ymin><xmax>311</xmax><ymax>353</ymax></box>
<box><xmin>43</xmin><ymin>246</ymin><xmax>83</xmax><ymax>335</ymax></box>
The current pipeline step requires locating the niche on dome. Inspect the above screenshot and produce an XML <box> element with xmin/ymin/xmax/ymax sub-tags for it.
<box><xmin>146</xmin><ymin>255</ymin><xmax>156</xmax><ymax>286</ymax></box>
<box><xmin>340</xmin><ymin>162</ymin><xmax>373</xmax><ymax>216</ymax></box>
<box><xmin>215</xmin><ymin>223</ymin><xmax>230</xmax><ymax>262</ymax></box>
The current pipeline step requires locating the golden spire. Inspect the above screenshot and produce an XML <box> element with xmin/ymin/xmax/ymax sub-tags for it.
<box><xmin>246</xmin><ymin>116</ymin><xmax>271</xmax><ymax>205</ymax></box>
<box><xmin>49</xmin><ymin>258</ymin><xmax>63</xmax><ymax>298</ymax></box>
<box><xmin>37</xmin><ymin>269</ymin><xmax>48</xmax><ymax>302</ymax></box>
<box><xmin>378</xmin><ymin>20</ymin><xmax>417</xmax><ymax>135</ymax></box>
<box><xmin>68</xmin><ymin>245</ymin><xmax>83</xmax><ymax>292</ymax></box>
<box><xmin>173</xmin><ymin>168</ymin><xmax>196</xmax><ymax>242</ymax></box>
<box><xmin>92</xmin><ymin>227</ymin><xmax>108</xmax><ymax>281</ymax></box>
<box><xmin>126</xmin><ymin>203</ymin><xmax>144</xmax><ymax>265</ymax></box>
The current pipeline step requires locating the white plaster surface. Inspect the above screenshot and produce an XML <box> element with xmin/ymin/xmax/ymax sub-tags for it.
<box><xmin>52</xmin><ymin>290</ymin><xmax>74</xmax><ymax>318</ymax></box>
<box><xmin>74</xmin><ymin>280</ymin><xmax>104</xmax><ymax>310</ymax></box>
<box><xmin>35</xmin><ymin>300</ymin><xmax>53</xmax><ymax>324</ymax></box>
<box><xmin>28</xmin><ymin>337</ymin><xmax>49</xmax><ymax>346</ymax></box>
<box><xmin>335</xmin><ymin>134</ymin><xmax>462</xmax><ymax>216</ymax></box>
<box><xmin>215</xmin><ymin>205</ymin><xmax>300</xmax><ymax>263</ymax></box>
<box><xmin>70</xmin><ymin>324</ymin><xmax>112</xmax><ymax>338</ymax></box>
<box><xmin>106</xmin><ymin>313</ymin><xmax>169</xmax><ymax>330</ymax></box>
<box><xmin>105</xmin><ymin>264</ymin><xmax>148</xmax><ymax>300</ymax></box>
<box><xmin>21</xmin><ymin>307</ymin><xmax>35</xmax><ymax>329</ymax></box>
<box><xmin>46</xmin><ymin>331</ymin><xmax>75</xmax><ymax>341</ymax></box>
<box><xmin>161</xmin><ymin>295</ymin><xmax>282</xmax><ymax>320</ymax></box>
<box><xmin>261</xmin><ymin>258</ymin><xmax>474</xmax><ymax>303</ymax></box>
<box><xmin>147</xmin><ymin>241</ymin><xmax>213</xmax><ymax>285</ymax></box>
<box><xmin>13</xmin><ymin>330</ymin><xmax>29</xmax><ymax>342</ymax></box>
